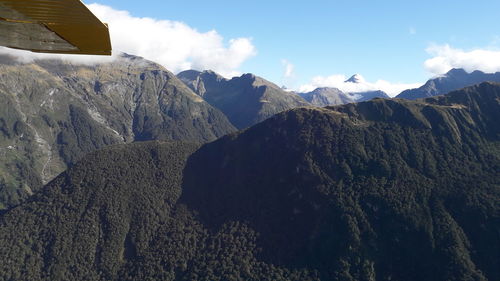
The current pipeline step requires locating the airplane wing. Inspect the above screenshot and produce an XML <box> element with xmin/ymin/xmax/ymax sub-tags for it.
<box><xmin>0</xmin><ymin>0</ymin><xmax>111</xmax><ymax>55</ymax></box>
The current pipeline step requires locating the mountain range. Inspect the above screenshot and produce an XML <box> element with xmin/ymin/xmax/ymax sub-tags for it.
<box><xmin>297</xmin><ymin>74</ymin><xmax>390</xmax><ymax>107</ymax></box>
<box><xmin>0</xmin><ymin>55</ymin><xmax>323</xmax><ymax>209</ymax></box>
<box><xmin>0</xmin><ymin>82</ymin><xmax>498</xmax><ymax>280</ymax></box>
<box><xmin>177</xmin><ymin>70</ymin><xmax>310</xmax><ymax>129</ymax></box>
<box><xmin>299</xmin><ymin>69</ymin><xmax>500</xmax><ymax>105</ymax></box>
<box><xmin>3</xmin><ymin>52</ymin><xmax>500</xmax><ymax>212</ymax></box>
<box><xmin>397</xmin><ymin>68</ymin><xmax>500</xmax><ymax>99</ymax></box>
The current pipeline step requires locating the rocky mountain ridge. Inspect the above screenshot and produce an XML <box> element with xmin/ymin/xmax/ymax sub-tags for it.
<box><xmin>177</xmin><ymin>70</ymin><xmax>310</xmax><ymax>129</ymax></box>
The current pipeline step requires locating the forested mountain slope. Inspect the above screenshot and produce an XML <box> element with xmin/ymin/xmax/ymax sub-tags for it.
<box><xmin>0</xmin><ymin>82</ymin><xmax>498</xmax><ymax>281</ymax></box>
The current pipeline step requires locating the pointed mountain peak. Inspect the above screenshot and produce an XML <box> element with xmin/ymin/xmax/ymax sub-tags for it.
<box><xmin>345</xmin><ymin>74</ymin><xmax>365</xmax><ymax>84</ymax></box>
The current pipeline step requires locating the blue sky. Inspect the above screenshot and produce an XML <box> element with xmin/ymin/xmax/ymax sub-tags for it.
<box><xmin>6</xmin><ymin>0</ymin><xmax>499</xmax><ymax>95</ymax></box>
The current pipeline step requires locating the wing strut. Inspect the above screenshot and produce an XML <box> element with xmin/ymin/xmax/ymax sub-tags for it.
<box><xmin>0</xmin><ymin>0</ymin><xmax>111</xmax><ymax>55</ymax></box>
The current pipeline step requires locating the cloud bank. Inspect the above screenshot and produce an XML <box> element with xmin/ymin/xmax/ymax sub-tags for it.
<box><xmin>299</xmin><ymin>74</ymin><xmax>422</xmax><ymax>97</ymax></box>
<box><xmin>0</xmin><ymin>3</ymin><xmax>256</xmax><ymax>77</ymax></box>
<box><xmin>425</xmin><ymin>44</ymin><xmax>500</xmax><ymax>75</ymax></box>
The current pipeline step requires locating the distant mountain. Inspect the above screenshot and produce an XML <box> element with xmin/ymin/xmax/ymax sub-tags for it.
<box><xmin>397</xmin><ymin>68</ymin><xmax>500</xmax><ymax>99</ymax></box>
<box><xmin>177</xmin><ymin>70</ymin><xmax>310</xmax><ymax>129</ymax></box>
<box><xmin>0</xmin><ymin>82</ymin><xmax>498</xmax><ymax>281</ymax></box>
<box><xmin>299</xmin><ymin>87</ymin><xmax>355</xmax><ymax>106</ymax></box>
<box><xmin>298</xmin><ymin>75</ymin><xmax>390</xmax><ymax>107</ymax></box>
<box><xmin>344</xmin><ymin>74</ymin><xmax>391</xmax><ymax>101</ymax></box>
<box><xmin>344</xmin><ymin>73</ymin><xmax>364</xmax><ymax>83</ymax></box>
<box><xmin>0</xmin><ymin>54</ymin><xmax>235</xmax><ymax>209</ymax></box>
<box><xmin>355</xmin><ymin>89</ymin><xmax>390</xmax><ymax>101</ymax></box>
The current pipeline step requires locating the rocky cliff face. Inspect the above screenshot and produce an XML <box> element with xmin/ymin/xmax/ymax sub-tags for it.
<box><xmin>178</xmin><ymin>70</ymin><xmax>310</xmax><ymax>129</ymax></box>
<box><xmin>0</xmin><ymin>54</ymin><xmax>235</xmax><ymax>209</ymax></box>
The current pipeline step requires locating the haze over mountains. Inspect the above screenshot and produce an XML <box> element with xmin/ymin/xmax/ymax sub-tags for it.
<box><xmin>0</xmin><ymin>81</ymin><xmax>498</xmax><ymax>280</ymax></box>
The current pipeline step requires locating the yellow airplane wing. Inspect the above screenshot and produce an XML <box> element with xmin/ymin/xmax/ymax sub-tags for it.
<box><xmin>0</xmin><ymin>0</ymin><xmax>111</xmax><ymax>55</ymax></box>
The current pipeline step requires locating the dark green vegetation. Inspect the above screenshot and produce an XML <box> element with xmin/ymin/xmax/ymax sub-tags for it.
<box><xmin>177</xmin><ymin>70</ymin><xmax>310</xmax><ymax>129</ymax></box>
<box><xmin>397</xmin><ymin>68</ymin><xmax>500</xmax><ymax>99</ymax></box>
<box><xmin>0</xmin><ymin>54</ymin><xmax>235</xmax><ymax>209</ymax></box>
<box><xmin>0</xmin><ymin>141</ymin><xmax>199</xmax><ymax>280</ymax></box>
<box><xmin>0</xmin><ymin>82</ymin><xmax>498</xmax><ymax>280</ymax></box>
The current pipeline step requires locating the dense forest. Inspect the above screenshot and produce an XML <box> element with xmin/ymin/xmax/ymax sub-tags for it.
<box><xmin>0</xmin><ymin>82</ymin><xmax>498</xmax><ymax>280</ymax></box>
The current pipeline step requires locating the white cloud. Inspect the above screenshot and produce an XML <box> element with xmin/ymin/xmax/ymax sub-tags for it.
<box><xmin>0</xmin><ymin>3</ymin><xmax>256</xmax><ymax>77</ymax></box>
<box><xmin>281</xmin><ymin>59</ymin><xmax>295</xmax><ymax>79</ymax></box>
<box><xmin>425</xmin><ymin>44</ymin><xmax>500</xmax><ymax>75</ymax></box>
<box><xmin>299</xmin><ymin>74</ymin><xmax>422</xmax><ymax>97</ymax></box>
<box><xmin>0</xmin><ymin>47</ymin><xmax>117</xmax><ymax>65</ymax></box>
<box><xmin>280</xmin><ymin>59</ymin><xmax>298</xmax><ymax>89</ymax></box>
